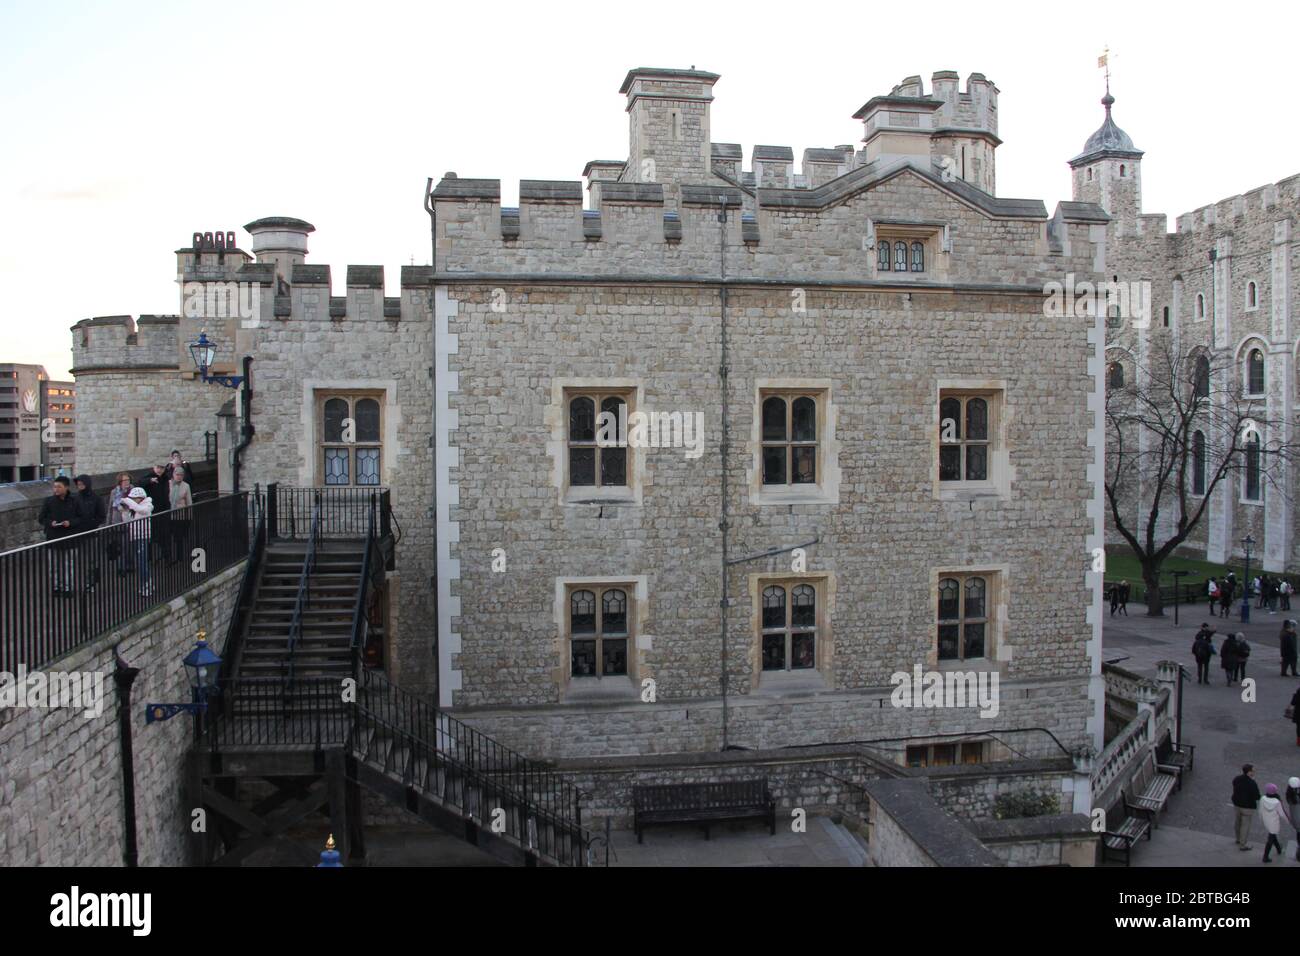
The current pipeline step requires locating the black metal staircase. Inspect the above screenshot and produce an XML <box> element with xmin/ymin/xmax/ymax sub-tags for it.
<box><xmin>199</xmin><ymin>485</ymin><xmax>595</xmax><ymax>867</ymax></box>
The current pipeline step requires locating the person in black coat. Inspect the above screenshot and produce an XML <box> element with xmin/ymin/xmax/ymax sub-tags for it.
<box><xmin>1192</xmin><ymin>624</ymin><xmax>1217</xmax><ymax>684</ymax></box>
<box><xmin>1221</xmin><ymin>634</ymin><xmax>1239</xmax><ymax>686</ymax></box>
<box><xmin>74</xmin><ymin>474</ymin><xmax>107</xmax><ymax>592</ymax></box>
<box><xmin>142</xmin><ymin>464</ymin><xmax>170</xmax><ymax>558</ymax></box>
<box><xmin>37</xmin><ymin>476</ymin><xmax>80</xmax><ymax>595</ymax></box>
<box><xmin>1281</xmin><ymin>620</ymin><xmax>1299</xmax><ymax>677</ymax></box>
<box><xmin>1292</xmin><ymin>688</ymin><xmax>1300</xmax><ymax>747</ymax></box>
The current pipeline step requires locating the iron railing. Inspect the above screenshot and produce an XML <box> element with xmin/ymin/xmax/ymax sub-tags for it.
<box><xmin>349</xmin><ymin>495</ymin><xmax>381</xmax><ymax>680</ymax></box>
<box><xmin>283</xmin><ymin>493</ymin><xmax>323</xmax><ymax>682</ymax></box>
<box><xmin>355</xmin><ymin>668</ymin><xmax>593</xmax><ymax>866</ymax></box>
<box><xmin>206</xmin><ymin>676</ymin><xmax>350</xmax><ymax>751</ymax></box>
<box><xmin>215</xmin><ymin>491</ymin><xmax>267</xmax><ymax>688</ymax></box>
<box><xmin>268</xmin><ymin>483</ymin><xmax>390</xmax><ymax>540</ymax></box>
<box><xmin>1</xmin><ymin>492</ymin><xmax>251</xmax><ymax>673</ymax></box>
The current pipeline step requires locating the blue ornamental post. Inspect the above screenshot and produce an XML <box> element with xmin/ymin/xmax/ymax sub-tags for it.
<box><xmin>317</xmin><ymin>834</ymin><xmax>342</xmax><ymax>867</ymax></box>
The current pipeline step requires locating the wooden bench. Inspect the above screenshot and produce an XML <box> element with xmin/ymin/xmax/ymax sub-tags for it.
<box><xmin>1102</xmin><ymin>791</ymin><xmax>1154</xmax><ymax>865</ymax></box>
<box><xmin>1129</xmin><ymin>751</ymin><xmax>1179</xmax><ymax>819</ymax></box>
<box><xmin>1157</xmin><ymin>737</ymin><xmax>1195</xmax><ymax>776</ymax></box>
<box><xmin>633</xmin><ymin>779</ymin><xmax>776</xmax><ymax>843</ymax></box>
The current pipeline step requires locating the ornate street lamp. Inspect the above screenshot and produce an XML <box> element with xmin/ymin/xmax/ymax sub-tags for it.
<box><xmin>188</xmin><ymin>329</ymin><xmax>244</xmax><ymax>388</ymax></box>
<box><xmin>316</xmin><ymin>834</ymin><xmax>343</xmax><ymax>868</ymax></box>
<box><xmin>1241</xmin><ymin>535</ymin><xmax>1255</xmax><ymax>624</ymax></box>
<box><xmin>144</xmin><ymin>631</ymin><xmax>222</xmax><ymax>728</ymax></box>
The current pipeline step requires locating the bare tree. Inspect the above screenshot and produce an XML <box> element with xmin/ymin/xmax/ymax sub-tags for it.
<box><xmin>1105</xmin><ymin>338</ymin><xmax>1297</xmax><ymax>615</ymax></box>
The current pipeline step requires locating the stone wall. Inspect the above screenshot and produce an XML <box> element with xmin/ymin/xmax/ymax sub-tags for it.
<box><xmin>969</xmin><ymin>813</ymin><xmax>1097</xmax><ymax>866</ymax></box>
<box><xmin>923</xmin><ymin>758</ymin><xmax>1076</xmax><ymax>820</ymax></box>
<box><xmin>864</xmin><ymin>777</ymin><xmax>999</xmax><ymax>866</ymax></box>
<box><xmin>0</xmin><ymin>560</ymin><xmax>245</xmax><ymax>866</ymax></box>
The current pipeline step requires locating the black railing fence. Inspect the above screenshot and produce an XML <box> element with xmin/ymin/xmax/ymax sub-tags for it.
<box><xmin>269</xmin><ymin>483</ymin><xmax>389</xmax><ymax>540</ymax></box>
<box><xmin>1</xmin><ymin>493</ymin><xmax>251</xmax><ymax>674</ymax></box>
<box><xmin>206</xmin><ymin>676</ymin><xmax>350</xmax><ymax>751</ymax></box>
<box><xmin>355</xmin><ymin>668</ymin><xmax>592</xmax><ymax>866</ymax></box>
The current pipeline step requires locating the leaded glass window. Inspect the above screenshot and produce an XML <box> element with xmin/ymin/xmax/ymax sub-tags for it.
<box><xmin>567</xmin><ymin>391</ymin><xmax>630</xmax><ymax>489</ymax></box>
<box><xmin>760</xmin><ymin>392</ymin><xmax>818</xmax><ymax>486</ymax></box>
<box><xmin>894</xmin><ymin>241</ymin><xmax>907</xmax><ymax>271</ymax></box>
<box><xmin>570</xmin><ymin>586</ymin><xmax>629</xmax><ymax>678</ymax></box>
<box><xmin>910</xmin><ymin>241</ymin><xmax>924</xmax><ymax>272</ymax></box>
<box><xmin>878</xmin><ymin>239</ymin><xmax>891</xmax><ymax>271</ymax></box>
<box><xmin>1247</xmin><ymin>349</ymin><xmax>1264</xmax><ymax>396</ymax></box>
<box><xmin>760</xmin><ymin>581</ymin><xmax>817</xmax><ymax>672</ymax></box>
<box><xmin>319</xmin><ymin>393</ymin><xmax>383</xmax><ymax>487</ymax></box>
<box><xmin>937</xmin><ymin>573</ymin><xmax>989</xmax><ymax>661</ymax></box>
<box><xmin>939</xmin><ymin>393</ymin><xmax>992</xmax><ymax>483</ymax></box>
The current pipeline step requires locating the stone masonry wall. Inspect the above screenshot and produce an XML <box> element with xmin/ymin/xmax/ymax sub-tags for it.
<box><xmin>0</xmin><ymin>561</ymin><xmax>244</xmax><ymax>866</ymax></box>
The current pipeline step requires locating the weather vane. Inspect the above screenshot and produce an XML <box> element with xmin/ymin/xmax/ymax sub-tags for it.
<box><xmin>1098</xmin><ymin>45</ymin><xmax>1115</xmax><ymax>94</ymax></box>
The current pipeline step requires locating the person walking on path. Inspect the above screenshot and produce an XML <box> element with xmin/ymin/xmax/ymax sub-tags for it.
<box><xmin>1222</xmin><ymin>633</ymin><xmax>1240</xmax><ymax>686</ymax></box>
<box><xmin>37</xmin><ymin>475</ymin><xmax>80</xmax><ymax>595</ymax></box>
<box><xmin>1220</xmin><ymin>576</ymin><xmax>1236</xmax><ymax>619</ymax></box>
<box><xmin>1193</xmin><ymin>625</ymin><xmax>1217</xmax><ymax>685</ymax></box>
<box><xmin>1260</xmin><ymin>783</ymin><xmax>1287</xmax><ymax>862</ymax></box>
<box><xmin>1282</xmin><ymin>620</ymin><xmax>1299</xmax><ymax>677</ymax></box>
<box><xmin>119</xmin><ymin>486</ymin><xmax>155</xmax><ymax>595</ymax></box>
<box><xmin>168</xmin><ymin>466</ymin><xmax>193</xmax><ymax>565</ymax></box>
<box><xmin>107</xmin><ymin>472</ymin><xmax>133</xmax><ymax>576</ymax></box>
<box><xmin>1287</xmin><ymin>778</ymin><xmax>1300</xmax><ymax>861</ymax></box>
<box><xmin>1232</xmin><ymin>764</ymin><xmax>1262</xmax><ymax>851</ymax></box>
<box><xmin>74</xmin><ymin>474</ymin><xmax>107</xmax><ymax>592</ymax></box>
<box><xmin>1235</xmin><ymin>632</ymin><xmax>1252</xmax><ymax>683</ymax></box>
<box><xmin>1117</xmin><ymin>580</ymin><xmax>1130</xmax><ymax>616</ymax></box>
<box><xmin>1109</xmin><ymin>581</ymin><xmax>1120</xmax><ymax>616</ymax></box>
<box><xmin>1283</xmin><ymin>580</ymin><xmax>1294</xmax><ymax>611</ymax></box>
<box><xmin>1208</xmin><ymin>577</ymin><xmax>1219</xmax><ymax>614</ymax></box>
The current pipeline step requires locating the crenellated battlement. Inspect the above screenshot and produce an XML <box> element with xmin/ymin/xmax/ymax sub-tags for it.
<box><xmin>71</xmin><ymin>314</ymin><xmax>182</xmax><ymax>371</ymax></box>
<box><xmin>433</xmin><ymin>158</ymin><xmax>1103</xmax><ymax>287</ymax></box>
<box><xmin>1173</xmin><ymin>173</ymin><xmax>1300</xmax><ymax>235</ymax></box>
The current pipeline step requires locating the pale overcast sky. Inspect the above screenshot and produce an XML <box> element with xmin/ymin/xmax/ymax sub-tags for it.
<box><xmin>1</xmin><ymin>0</ymin><xmax>1296</xmax><ymax>378</ymax></box>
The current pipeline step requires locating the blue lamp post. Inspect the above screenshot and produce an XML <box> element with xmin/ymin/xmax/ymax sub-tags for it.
<box><xmin>144</xmin><ymin>632</ymin><xmax>222</xmax><ymax>739</ymax></box>
<box><xmin>189</xmin><ymin>330</ymin><xmax>245</xmax><ymax>389</ymax></box>
<box><xmin>1241</xmin><ymin>535</ymin><xmax>1255</xmax><ymax>624</ymax></box>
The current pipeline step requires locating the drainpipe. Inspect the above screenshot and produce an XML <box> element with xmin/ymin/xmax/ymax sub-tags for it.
<box><xmin>112</xmin><ymin>644</ymin><xmax>140</xmax><ymax>867</ymax></box>
<box><xmin>717</xmin><ymin>194</ymin><xmax>731</xmax><ymax>749</ymax></box>
<box><xmin>425</xmin><ymin>179</ymin><xmax>441</xmax><ymax>695</ymax></box>
<box><xmin>230</xmin><ymin>356</ymin><xmax>254</xmax><ymax>494</ymax></box>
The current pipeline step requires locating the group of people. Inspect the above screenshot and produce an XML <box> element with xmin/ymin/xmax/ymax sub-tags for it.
<box><xmin>1190</xmin><ymin>622</ymin><xmax>1255</xmax><ymax>685</ymax></box>
<box><xmin>1107</xmin><ymin>580</ymin><xmax>1130</xmax><ymax>616</ymax></box>
<box><xmin>1232</xmin><ymin>765</ymin><xmax>1300</xmax><ymax>862</ymax></box>
<box><xmin>39</xmin><ymin>451</ymin><xmax>193</xmax><ymax>597</ymax></box>
<box><xmin>1253</xmin><ymin>574</ymin><xmax>1294</xmax><ymax>612</ymax></box>
<box><xmin>1206</xmin><ymin>574</ymin><xmax>1241</xmax><ymax>618</ymax></box>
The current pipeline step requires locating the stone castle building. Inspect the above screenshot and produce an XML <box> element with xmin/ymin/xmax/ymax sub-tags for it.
<box><xmin>70</xmin><ymin>67</ymin><xmax>1109</xmax><ymax>766</ymax></box>
<box><xmin>1084</xmin><ymin>88</ymin><xmax>1300</xmax><ymax>572</ymax></box>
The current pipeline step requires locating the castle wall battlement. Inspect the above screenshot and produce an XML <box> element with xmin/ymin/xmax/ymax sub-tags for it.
<box><xmin>71</xmin><ymin>315</ymin><xmax>181</xmax><ymax>371</ymax></box>
<box><xmin>1174</xmin><ymin>174</ymin><xmax>1300</xmax><ymax>235</ymax></box>
<box><xmin>435</xmin><ymin>167</ymin><xmax>1102</xmax><ymax>287</ymax></box>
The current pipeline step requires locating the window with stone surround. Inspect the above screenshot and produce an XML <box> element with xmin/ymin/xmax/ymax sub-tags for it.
<box><xmin>761</xmin><ymin>391</ymin><xmax>820</xmax><ymax>486</ymax></box>
<box><xmin>317</xmin><ymin>392</ymin><xmax>383</xmax><ymax>486</ymax></box>
<box><xmin>760</xmin><ymin>580</ymin><xmax>819</xmax><ymax>672</ymax></box>
<box><xmin>567</xmin><ymin>583</ymin><xmax>631</xmax><ymax>679</ymax></box>
<box><xmin>1192</xmin><ymin>430</ymin><xmax>1207</xmax><ymax>496</ymax></box>
<box><xmin>1245</xmin><ymin>348</ymin><xmax>1265</xmax><ymax>397</ymax></box>
<box><xmin>1107</xmin><ymin>362</ymin><xmax>1125</xmax><ymax>389</ymax></box>
<box><xmin>565</xmin><ymin>388</ymin><xmax>632</xmax><ymax>490</ymax></box>
<box><xmin>1192</xmin><ymin>354</ymin><xmax>1211</xmax><ymax>399</ymax></box>
<box><xmin>1196</xmin><ymin>293</ymin><xmax>1205</xmax><ymax>320</ymax></box>
<box><xmin>939</xmin><ymin>392</ymin><xmax>996</xmax><ymax>484</ymax></box>
<box><xmin>906</xmin><ymin>741</ymin><xmax>985</xmax><ymax>768</ymax></box>
<box><xmin>1246</xmin><ymin>281</ymin><xmax>1258</xmax><ymax>311</ymax></box>
<box><xmin>875</xmin><ymin>228</ymin><xmax>933</xmax><ymax>276</ymax></box>
<box><xmin>936</xmin><ymin>572</ymin><xmax>995</xmax><ymax>662</ymax></box>
<box><xmin>1244</xmin><ymin>432</ymin><xmax>1262</xmax><ymax>502</ymax></box>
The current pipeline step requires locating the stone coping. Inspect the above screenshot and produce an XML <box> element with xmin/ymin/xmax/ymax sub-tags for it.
<box><xmin>865</xmin><ymin>777</ymin><xmax>1000</xmax><ymax>866</ymax></box>
<box><xmin>969</xmin><ymin>813</ymin><xmax>1095</xmax><ymax>842</ymax></box>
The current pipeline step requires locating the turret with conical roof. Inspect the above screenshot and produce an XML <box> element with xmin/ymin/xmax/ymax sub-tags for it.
<box><xmin>1069</xmin><ymin>85</ymin><xmax>1143</xmax><ymax>232</ymax></box>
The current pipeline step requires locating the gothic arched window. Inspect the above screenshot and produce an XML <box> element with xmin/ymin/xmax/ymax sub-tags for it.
<box><xmin>910</xmin><ymin>241</ymin><xmax>924</xmax><ymax>273</ymax></box>
<box><xmin>1247</xmin><ymin>349</ymin><xmax>1265</xmax><ymax>396</ymax></box>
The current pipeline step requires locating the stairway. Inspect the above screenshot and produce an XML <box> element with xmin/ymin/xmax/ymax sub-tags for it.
<box><xmin>209</xmin><ymin>513</ymin><xmax>594</xmax><ymax>866</ymax></box>
<box><xmin>235</xmin><ymin>540</ymin><xmax>364</xmax><ymax>681</ymax></box>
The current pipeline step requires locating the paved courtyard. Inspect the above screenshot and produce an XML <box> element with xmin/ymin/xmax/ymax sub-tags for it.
<box><xmin>1103</xmin><ymin>598</ymin><xmax>1300</xmax><ymax>866</ymax></box>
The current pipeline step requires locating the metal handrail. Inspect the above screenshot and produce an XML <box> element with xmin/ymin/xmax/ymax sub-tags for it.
<box><xmin>357</xmin><ymin>668</ymin><xmax>594</xmax><ymax>865</ymax></box>
<box><xmin>283</xmin><ymin>492</ymin><xmax>323</xmax><ymax>683</ymax></box>
<box><xmin>349</xmin><ymin>494</ymin><xmax>379</xmax><ymax>680</ymax></box>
